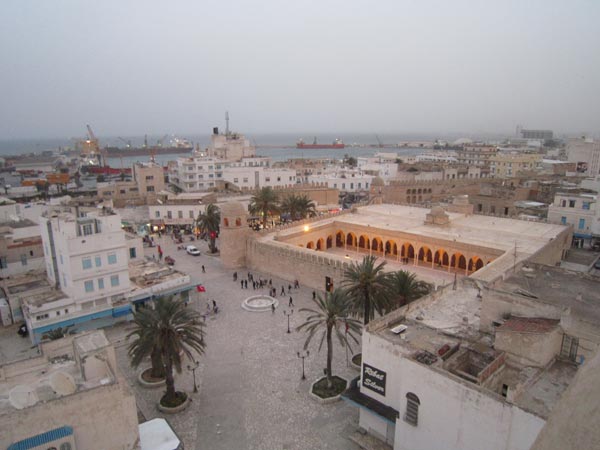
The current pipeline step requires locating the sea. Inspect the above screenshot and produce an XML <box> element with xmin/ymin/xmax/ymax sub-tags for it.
<box><xmin>0</xmin><ymin>132</ymin><xmax>482</xmax><ymax>166</ymax></box>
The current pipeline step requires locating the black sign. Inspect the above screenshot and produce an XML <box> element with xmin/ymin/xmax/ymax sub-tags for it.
<box><xmin>362</xmin><ymin>363</ymin><xmax>386</xmax><ymax>396</ymax></box>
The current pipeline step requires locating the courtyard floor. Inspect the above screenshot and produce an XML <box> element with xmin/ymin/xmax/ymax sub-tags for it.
<box><xmin>106</xmin><ymin>233</ymin><xmax>362</xmax><ymax>450</ymax></box>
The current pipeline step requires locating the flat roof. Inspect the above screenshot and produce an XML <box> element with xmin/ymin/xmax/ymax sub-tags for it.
<box><xmin>494</xmin><ymin>264</ymin><xmax>600</xmax><ymax>324</ymax></box>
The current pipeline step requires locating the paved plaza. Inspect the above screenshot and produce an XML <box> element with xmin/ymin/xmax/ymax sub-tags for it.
<box><xmin>107</xmin><ymin>234</ymin><xmax>362</xmax><ymax>450</ymax></box>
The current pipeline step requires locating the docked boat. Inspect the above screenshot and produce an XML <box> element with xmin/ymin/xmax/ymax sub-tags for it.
<box><xmin>296</xmin><ymin>137</ymin><xmax>345</xmax><ymax>149</ymax></box>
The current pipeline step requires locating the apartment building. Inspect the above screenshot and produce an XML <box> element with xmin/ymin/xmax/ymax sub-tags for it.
<box><xmin>489</xmin><ymin>153</ymin><xmax>542</xmax><ymax>178</ymax></box>
<box><xmin>547</xmin><ymin>190</ymin><xmax>596</xmax><ymax>247</ymax></box>
<box><xmin>456</xmin><ymin>145</ymin><xmax>498</xmax><ymax>167</ymax></box>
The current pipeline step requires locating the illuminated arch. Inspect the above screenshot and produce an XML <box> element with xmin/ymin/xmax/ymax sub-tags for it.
<box><xmin>371</xmin><ymin>237</ymin><xmax>383</xmax><ymax>253</ymax></box>
<box><xmin>316</xmin><ymin>238</ymin><xmax>325</xmax><ymax>251</ymax></box>
<box><xmin>336</xmin><ymin>231</ymin><xmax>345</xmax><ymax>247</ymax></box>
<box><xmin>385</xmin><ymin>240</ymin><xmax>398</xmax><ymax>256</ymax></box>
<box><xmin>307</xmin><ymin>241</ymin><xmax>315</xmax><ymax>249</ymax></box>
<box><xmin>418</xmin><ymin>246</ymin><xmax>433</xmax><ymax>263</ymax></box>
<box><xmin>358</xmin><ymin>235</ymin><xmax>370</xmax><ymax>250</ymax></box>
<box><xmin>326</xmin><ymin>235</ymin><xmax>333</xmax><ymax>249</ymax></box>
<box><xmin>346</xmin><ymin>232</ymin><xmax>357</xmax><ymax>247</ymax></box>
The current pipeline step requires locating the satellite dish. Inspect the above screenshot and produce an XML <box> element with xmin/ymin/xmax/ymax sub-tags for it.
<box><xmin>9</xmin><ymin>384</ymin><xmax>39</xmax><ymax>409</ymax></box>
<box><xmin>50</xmin><ymin>371</ymin><xmax>77</xmax><ymax>396</ymax></box>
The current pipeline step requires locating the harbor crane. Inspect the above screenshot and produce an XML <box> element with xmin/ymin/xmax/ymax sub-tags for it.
<box><xmin>157</xmin><ymin>134</ymin><xmax>169</xmax><ymax>147</ymax></box>
<box><xmin>375</xmin><ymin>135</ymin><xmax>384</xmax><ymax>148</ymax></box>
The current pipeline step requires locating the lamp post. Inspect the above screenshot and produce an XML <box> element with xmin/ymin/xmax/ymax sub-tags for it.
<box><xmin>187</xmin><ymin>359</ymin><xmax>199</xmax><ymax>393</ymax></box>
<box><xmin>283</xmin><ymin>309</ymin><xmax>293</xmax><ymax>333</ymax></box>
<box><xmin>297</xmin><ymin>350</ymin><xmax>309</xmax><ymax>380</ymax></box>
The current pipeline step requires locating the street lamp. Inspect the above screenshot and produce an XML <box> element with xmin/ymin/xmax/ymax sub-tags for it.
<box><xmin>187</xmin><ymin>359</ymin><xmax>200</xmax><ymax>393</ymax></box>
<box><xmin>297</xmin><ymin>350</ymin><xmax>310</xmax><ymax>380</ymax></box>
<box><xmin>283</xmin><ymin>309</ymin><xmax>293</xmax><ymax>333</ymax></box>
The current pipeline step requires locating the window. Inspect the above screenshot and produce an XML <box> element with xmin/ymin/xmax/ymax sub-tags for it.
<box><xmin>243</xmin><ymin>177</ymin><xmax>248</xmax><ymax>183</ymax></box>
<box><xmin>129</xmin><ymin>247</ymin><xmax>137</xmax><ymax>258</ymax></box>
<box><xmin>178</xmin><ymin>211</ymin><xmax>183</xmax><ymax>219</ymax></box>
<box><xmin>404</xmin><ymin>392</ymin><xmax>420</xmax><ymax>426</ymax></box>
<box><xmin>20</xmin><ymin>254</ymin><xmax>27</xmax><ymax>266</ymax></box>
<box><xmin>561</xmin><ymin>216</ymin><xmax>567</xmax><ymax>225</ymax></box>
<box><xmin>82</xmin><ymin>257</ymin><xmax>92</xmax><ymax>270</ymax></box>
<box><xmin>561</xmin><ymin>199</ymin><xmax>566</xmax><ymax>207</ymax></box>
<box><xmin>234</xmin><ymin>178</ymin><xmax>239</xmax><ymax>183</ymax></box>
<box><xmin>98</xmin><ymin>278</ymin><xmax>104</xmax><ymax>289</ymax></box>
<box><xmin>120</xmin><ymin>189</ymin><xmax>126</xmax><ymax>194</ymax></box>
<box><xmin>108</xmin><ymin>253</ymin><xmax>117</xmax><ymax>265</ymax></box>
<box><xmin>146</xmin><ymin>186</ymin><xmax>155</xmax><ymax>192</ymax></box>
<box><xmin>569</xmin><ymin>200</ymin><xmax>576</xmax><ymax>208</ymax></box>
<box><xmin>167</xmin><ymin>211</ymin><xmax>172</xmax><ymax>219</ymax></box>
<box><xmin>265</xmin><ymin>177</ymin><xmax>271</xmax><ymax>182</ymax></box>
<box><xmin>84</xmin><ymin>280</ymin><xmax>94</xmax><ymax>293</ymax></box>
<box><xmin>189</xmin><ymin>210</ymin><xmax>194</xmax><ymax>219</ymax></box>
<box><xmin>82</xmin><ymin>224</ymin><xmax>93</xmax><ymax>236</ymax></box>
<box><xmin>277</xmin><ymin>177</ymin><xmax>281</xmax><ymax>182</ymax></box>
<box><xmin>110</xmin><ymin>275</ymin><xmax>120</xmax><ymax>287</ymax></box>
<box><xmin>0</xmin><ymin>256</ymin><xmax>6</xmax><ymax>269</ymax></box>
<box><xmin>583</xmin><ymin>201</ymin><xmax>591</xmax><ymax>210</ymax></box>
<box><xmin>62</xmin><ymin>274</ymin><xmax>67</xmax><ymax>287</ymax></box>
<box><xmin>145</xmin><ymin>175</ymin><xmax>154</xmax><ymax>180</ymax></box>
<box><xmin>155</xmin><ymin>211</ymin><xmax>160</xmax><ymax>218</ymax></box>
<box><xmin>579</xmin><ymin>218</ymin><xmax>585</xmax><ymax>229</ymax></box>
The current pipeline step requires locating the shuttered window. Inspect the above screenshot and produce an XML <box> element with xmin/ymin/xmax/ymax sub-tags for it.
<box><xmin>404</xmin><ymin>392</ymin><xmax>420</xmax><ymax>426</ymax></box>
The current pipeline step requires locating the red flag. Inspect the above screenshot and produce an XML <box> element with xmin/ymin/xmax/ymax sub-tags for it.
<box><xmin>196</xmin><ymin>285</ymin><xmax>206</xmax><ymax>292</ymax></box>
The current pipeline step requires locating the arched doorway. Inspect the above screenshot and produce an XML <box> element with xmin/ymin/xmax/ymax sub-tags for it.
<box><xmin>358</xmin><ymin>235</ymin><xmax>370</xmax><ymax>251</ymax></box>
<box><xmin>326</xmin><ymin>235</ymin><xmax>333</xmax><ymax>249</ymax></box>
<box><xmin>434</xmin><ymin>249</ymin><xmax>449</xmax><ymax>268</ymax></box>
<box><xmin>316</xmin><ymin>238</ymin><xmax>325</xmax><ymax>251</ymax></box>
<box><xmin>336</xmin><ymin>231</ymin><xmax>345</xmax><ymax>248</ymax></box>
<box><xmin>307</xmin><ymin>241</ymin><xmax>314</xmax><ymax>249</ymax></box>
<box><xmin>418</xmin><ymin>246</ymin><xmax>433</xmax><ymax>263</ymax></box>
<box><xmin>346</xmin><ymin>232</ymin><xmax>357</xmax><ymax>248</ymax></box>
<box><xmin>385</xmin><ymin>240</ymin><xmax>398</xmax><ymax>258</ymax></box>
<box><xmin>372</xmin><ymin>237</ymin><xmax>383</xmax><ymax>254</ymax></box>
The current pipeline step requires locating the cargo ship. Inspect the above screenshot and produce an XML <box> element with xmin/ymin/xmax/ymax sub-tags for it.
<box><xmin>296</xmin><ymin>137</ymin><xmax>345</xmax><ymax>149</ymax></box>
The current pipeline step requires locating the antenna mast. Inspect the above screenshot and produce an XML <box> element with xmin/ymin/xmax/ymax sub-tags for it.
<box><xmin>225</xmin><ymin>111</ymin><xmax>230</xmax><ymax>136</ymax></box>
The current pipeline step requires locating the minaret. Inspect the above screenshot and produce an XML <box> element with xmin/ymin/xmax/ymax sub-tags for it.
<box><xmin>225</xmin><ymin>111</ymin><xmax>230</xmax><ymax>136</ymax></box>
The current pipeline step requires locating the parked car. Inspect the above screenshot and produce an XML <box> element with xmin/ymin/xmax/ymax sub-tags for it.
<box><xmin>186</xmin><ymin>245</ymin><xmax>201</xmax><ymax>256</ymax></box>
<box><xmin>165</xmin><ymin>256</ymin><xmax>175</xmax><ymax>266</ymax></box>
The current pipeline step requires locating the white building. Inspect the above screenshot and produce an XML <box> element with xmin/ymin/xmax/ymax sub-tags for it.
<box><xmin>357</xmin><ymin>157</ymin><xmax>398</xmax><ymax>181</ymax></box>
<box><xmin>346</xmin><ymin>263</ymin><xmax>595</xmax><ymax>450</ymax></box>
<box><xmin>547</xmin><ymin>190</ymin><xmax>597</xmax><ymax>247</ymax></box>
<box><xmin>566</xmin><ymin>137</ymin><xmax>600</xmax><ymax>175</ymax></box>
<box><xmin>308</xmin><ymin>168</ymin><xmax>373</xmax><ymax>192</ymax></box>
<box><xmin>209</xmin><ymin>126</ymin><xmax>256</xmax><ymax>160</ymax></box>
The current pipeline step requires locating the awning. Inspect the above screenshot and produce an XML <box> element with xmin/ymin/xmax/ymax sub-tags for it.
<box><xmin>342</xmin><ymin>381</ymin><xmax>399</xmax><ymax>424</ymax></box>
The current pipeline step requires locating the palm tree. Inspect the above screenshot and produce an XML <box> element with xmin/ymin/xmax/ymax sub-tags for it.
<box><xmin>128</xmin><ymin>297</ymin><xmax>205</xmax><ymax>404</ymax></box>
<box><xmin>249</xmin><ymin>187</ymin><xmax>280</xmax><ymax>229</ymax></box>
<box><xmin>342</xmin><ymin>255</ymin><xmax>392</xmax><ymax>325</ymax></box>
<box><xmin>281</xmin><ymin>194</ymin><xmax>317</xmax><ymax>221</ymax></box>
<box><xmin>297</xmin><ymin>288</ymin><xmax>361</xmax><ymax>388</ymax></box>
<box><xmin>197</xmin><ymin>203</ymin><xmax>221</xmax><ymax>253</ymax></box>
<box><xmin>389</xmin><ymin>270</ymin><xmax>431</xmax><ymax>310</ymax></box>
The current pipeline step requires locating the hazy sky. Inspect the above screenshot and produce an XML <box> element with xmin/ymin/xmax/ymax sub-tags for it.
<box><xmin>1</xmin><ymin>0</ymin><xmax>599</xmax><ymax>139</ymax></box>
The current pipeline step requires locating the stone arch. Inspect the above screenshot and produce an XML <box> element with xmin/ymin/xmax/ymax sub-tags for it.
<box><xmin>418</xmin><ymin>246</ymin><xmax>433</xmax><ymax>263</ymax></box>
<box><xmin>403</xmin><ymin>243</ymin><xmax>415</xmax><ymax>260</ymax></box>
<box><xmin>418</xmin><ymin>188</ymin><xmax>422</xmax><ymax>194</ymax></box>
<box><xmin>336</xmin><ymin>230</ymin><xmax>345</xmax><ymax>247</ymax></box>
<box><xmin>346</xmin><ymin>232</ymin><xmax>357</xmax><ymax>247</ymax></box>
<box><xmin>451</xmin><ymin>253</ymin><xmax>467</xmax><ymax>270</ymax></box>
<box><xmin>358</xmin><ymin>235</ymin><xmax>370</xmax><ymax>250</ymax></box>
<box><xmin>326</xmin><ymin>235</ymin><xmax>333</xmax><ymax>249</ymax></box>
<box><xmin>316</xmin><ymin>238</ymin><xmax>325</xmax><ymax>251</ymax></box>
<box><xmin>385</xmin><ymin>240</ymin><xmax>398</xmax><ymax>256</ymax></box>
<box><xmin>434</xmin><ymin>249</ymin><xmax>449</xmax><ymax>267</ymax></box>
<box><xmin>307</xmin><ymin>241</ymin><xmax>314</xmax><ymax>249</ymax></box>
<box><xmin>468</xmin><ymin>256</ymin><xmax>484</xmax><ymax>271</ymax></box>
<box><xmin>371</xmin><ymin>237</ymin><xmax>383</xmax><ymax>254</ymax></box>
<box><xmin>235</xmin><ymin>217</ymin><xmax>242</xmax><ymax>226</ymax></box>
<box><xmin>406</xmin><ymin>189</ymin><xmax>411</xmax><ymax>194</ymax></box>
<box><xmin>223</xmin><ymin>218</ymin><xmax>229</xmax><ymax>227</ymax></box>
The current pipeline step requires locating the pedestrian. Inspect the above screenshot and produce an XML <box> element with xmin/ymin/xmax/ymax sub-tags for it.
<box><xmin>281</xmin><ymin>285</ymin><xmax>285</xmax><ymax>296</ymax></box>
<box><xmin>289</xmin><ymin>296</ymin><xmax>294</xmax><ymax>307</ymax></box>
<box><xmin>233</xmin><ymin>272</ymin><xmax>237</xmax><ymax>282</ymax></box>
<box><xmin>212</xmin><ymin>299</ymin><xmax>217</xmax><ymax>312</ymax></box>
<box><xmin>271</xmin><ymin>303</ymin><xmax>275</xmax><ymax>314</ymax></box>
<box><xmin>202</xmin><ymin>265</ymin><xmax>206</xmax><ymax>273</ymax></box>
<box><xmin>269</xmin><ymin>279</ymin><xmax>272</xmax><ymax>287</ymax></box>
<box><xmin>240</xmin><ymin>280</ymin><xmax>244</xmax><ymax>289</ymax></box>
<box><xmin>312</xmin><ymin>291</ymin><xmax>316</xmax><ymax>300</ymax></box>
<box><xmin>253</xmin><ymin>281</ymin><xmax>256</xmax><ymax>290</ymax></box>
<box><xmin>294</xmin><ymin>279</ymin><xmax>299</xmax><ymax>289</ymax></box>
<box><xmin>288</xmin><ymin>284</ymin><xmax>292</xmax><ymax>294</ymax></box>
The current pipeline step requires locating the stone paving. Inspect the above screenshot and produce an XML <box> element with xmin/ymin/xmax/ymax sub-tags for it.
<box><xmin>107</xmin><ymin>233</ymin><xmax>362</xmax><ymax>450</ymax></box>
